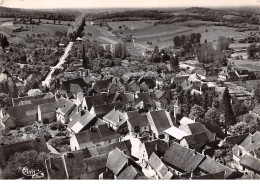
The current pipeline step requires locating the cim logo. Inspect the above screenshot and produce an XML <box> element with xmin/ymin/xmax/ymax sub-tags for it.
<box><xmin>19</xmin><ymin>166</ymin><xmax>44</xmax><ymax>179</ymax></box>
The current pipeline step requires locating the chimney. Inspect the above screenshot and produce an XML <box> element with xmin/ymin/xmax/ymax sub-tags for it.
<box><xmin>193</xmin><ymin>150</ymin><xmax>197</xmax><ymax>155</ymax></box>
<box><xmin>118</xmin><ymin>115</ymin><xmax>122</xmax><ymax>122</ymax></box>
<box><xmin>250</xmin><ymin>135</ymin><xmax>254</xmax><ymax>144</ymax></box>
<box><xmin>214</xmin><ymin>133</ymin><xmax>216</xmax><ymax>141</ymax></box>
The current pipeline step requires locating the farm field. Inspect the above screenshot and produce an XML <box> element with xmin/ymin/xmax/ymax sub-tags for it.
<box><xmin>107</xmin><ymin>20</ymin><xmax>159</xmax><ymax>30</ymax></box>
<box><xmin>238</xmin><ymin>64</ymin><xmax>260</xmax><ymax>72</ymax></box>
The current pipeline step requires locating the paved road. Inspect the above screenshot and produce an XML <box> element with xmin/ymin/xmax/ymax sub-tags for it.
<box><xmin>42</xmin><ymin>41</ymin><xmax>73</xmax><ymax>87</ymax></box>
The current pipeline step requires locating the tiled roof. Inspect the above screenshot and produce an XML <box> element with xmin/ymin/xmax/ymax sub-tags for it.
<box><xmin>68</xmin><ymin>110</ymin><xmax>96</xmax><ymax>133</ymax></box>
<box><xmin>163</xmin><ymin>142</ymin><xmax>205</xmax><ymax>173</ymax></box>
<box><xmin>240</xmin><ymin>132</ymin><xmax>260</xmax><ymax>152</ymax></box>
<box><xmin>95</xmin><ymin>140</ymin><xmax>132</xmax><ymax>156</ymax></box>
<box><xmin>148</xmin><ymin>110</ymin><xmax>174</xmax><ymax>135</ymax></box>
<box><xmin>12</xmin><ymin>94</ymin><xmax>46</xmax><ymax>105</ymax></box>
<box><xmin>179</xmin><ymin>122</ymin><xmax>215</xmax><ymax>142</ymax></box>
<box><xmin>224</xmin><ymin>134</ymin><xmax>249</xmax><ymax>145</ymax></box>
<box><xmin>103</xmin><ymin>109</ymin><xmax>127</xmax><ymax>127</ymax></box>
<box><xmin>144</xmin><ymin>139</ymin><xmax>169</xmax><ymax>159</ymax></box>
<box><xmin>92</xmin><ymin>103</ymin><xmax>120</xmax><ymax>118</ymax></box>
<box><xmin>183</xmin><ymin>132</ymin><xmax>209</xmax><ymax>146</ymax></box>
<box><xmin>93</xmin><ymin>80</ymin><xmax>110</xmax><ymax>93</ymax></box>
<box><xmin>148</xmin><ymin>152</ymin><xmax>173</xmax><ymax>179</ymax></box>
<box><xmin>198</xmin><ymin>156</ymin><xmax>235</xmax><ymax>179</ymax></box>
<box><xmin>45</xmin><ymin>156</ymin><xmax>67</xmax><ymax>179</ymax></box>
<box><xmin>107</xmin><ymin>148</ymin><xmax>128</xmax><ymax>175</ymax></box>
<box><xmin>179</xmin><ymin>117</ymin><xmax>195</xmax><ymax>125</ymax></box>
<box><xmin>74</xmin><ymin>124</ymin><xmax>121</xmax><ymax>145</ymax></box>
<box><xmin>57</xmin><ymin>97</ymin><xmax>75</xmax><ymax>115</ymax></box>
<box><xmin>240</xmin><ymin>154</ymin><xmax>260</xmax><ymax>173</ymax></box>
<box><xmin>83</xmin><ymin>153</ymin><xmax>108</xmax><ymax>172</ymax></box>
<box><xmin>117</xmin><ymin>165</ymin><xmax>139</xmax><ymax>179</ymax></box>
<box><xmin>38</xmin><ymin>102</ymin><xmax>57</xmax><ymax>113</ymax></box>
<box><xmin>126</xmin><ymin>111</ymin><xmax>150</xmax><ymax>127</ymax></box>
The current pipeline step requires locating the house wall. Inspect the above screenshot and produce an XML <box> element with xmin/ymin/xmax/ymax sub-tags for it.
<box><xmin>146</xmin><ymin>113</ymin><xmax>159</xmax><ymax>138</ymax></box>
<box><xmin>17</xmin><ymin>115</ymin><xmax>37</xmax><ymax>126</ymax></box>
<box><xmin>40</xmin><ymin>112</ymin><xmax>56</xmax><ymax>124</ymax></box>
<box><xmin>70</xmin><ymin>135</ymin><xmax>80</xmax><ymax>151</ymax></box>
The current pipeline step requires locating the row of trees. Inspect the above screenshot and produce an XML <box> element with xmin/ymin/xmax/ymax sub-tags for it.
<box><xmin>67</xmin><ymin>13</ymin><xmax>86</xmax><ymax>41</ymax></box>
<box><xmin>247</xmin><ymin>43</ymin><xmax>260</xmax><ymax>59</ymax></box>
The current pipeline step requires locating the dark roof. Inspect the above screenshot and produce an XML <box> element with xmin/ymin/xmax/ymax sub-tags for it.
<box><xmin>62</xmin><ymin>78</ymin><xmax>87</xmax><ymax>92</ymax></box>
<box><xmin>163</xmin><ymin>142</ymin><xmax>205</xmax><ymax>173</ymax></box>
<box><xmin>74</xmin><ymin>124</ymin><xmax>121</xmax><ymax>145</ymax></box>
<box><xmin>93</xmin><ymin>80</ymin><xmax>110</xmax><ymax>93</ymax></box>
<box><xmin>225</xmin><ymin>134</ymin><xmax>249</xmax><ymax>145</ymax></box>
<box><xmin>92</xmin><ymin>103</ymin><xmax>120</xmax><ymax>118</ymax></box>
<box><xmin>83</xmin><ymin>153</ymin><xmax>108</xmax><ymax>172</ymax></box>
<box><xmin>148</xmin><ymin>110</ymin><xmax>173</xmax><ymax>135</ymax></box>
<box><xmin>12</xmin><ymin>94</ymin><xmax>46</xmax><ymax>105</ymax></box>
<box><xmin>179</xmin><ymin>122</ymin><xmax>215</xmax><ymax>142</ymax></box>
<box><xmin>95</xmin><ymin>140</ymin><xmax>132</xmax><ymax>156</ymax></box>
<box><xmin>240</xmin><ymin>154</ymin><xmax>260</xmax><ymax>174</ymax></box>
<box><xmin>198</xmin><ymin>156</ymin><xmax>235</xmax><ymax>179</ymax></box>
<box><xmin>183</xmin><ymin>132</ymin><xmax>209</xmax><ymax>146</ymax></box>
<box><xmin>45</xmin><ymin>156</ymin><xmax>67</xmax><ymax>179</ymax></box>
<box><xmin>144</xmin><ymin>139</ymin><xmax>169</xmax><ymax>158</ymax></box>
<box><xmin>3</xmin><ymin>98</ymin><xmax>55</xmax><ymax>120</ymax></box>
<box><xmin>0</xmin><ymin>138</ymin><xmax>48</xmax><ymax>168</ymax></box>
<box><xmin>107</xmin><ymin>148</ymin><xmax>128</xmax><ymax>175</ymax></box>
<box><xmin>126</xmin><ymin>111</ymin><xmax>150</xmax><ymax>127</ymax></box>
<box><xmin>38</xmin><ymin>102</ymin><xmax>57</xmax><ymax>113</ymax></box>
<box><xmin>63</xmin><ymin>150</ymin><xmax>89</xmax><ymax>178</ymax></box>
<box><xmin>85</xmin><ymin>94</ymin><xmax>115</xmax><ymax>109</ymax></box>
<box><xmin>192</xmin><ymin>171</ymin><xmax>225</xmax><ymax>179</ymax></box>
<box><xmin>136</xmin><ymin>92</ymin><xmax>157</xmax><ymax>105</ymax></box>
<box><xmin>117</xmin><ymin>165</ymin><xmax>139</xmax><ymax>179</ymax></box>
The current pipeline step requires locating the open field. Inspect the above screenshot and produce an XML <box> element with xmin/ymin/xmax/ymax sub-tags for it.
<box><xmin>107</xmin><ymin>20</ymin><xmax>158</xmax><ymax>30</ymax></box>
<box><xmin>238</xmin><ymin>64</ymin><xmax>260</xmax><ymax>72</ymax></box>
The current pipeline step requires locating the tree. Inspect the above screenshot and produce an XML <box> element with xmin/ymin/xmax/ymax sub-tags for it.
<box><xmin>2</xmin><ymin>150</ymin><xmax>47</xmax><ymax>179</ymax></box>
<box><xmin>202</xmin><ymin>92</ymin><xmax>209</xmax><ymax>111</ymax></box>
<box><xmin>170</xmin><ymin>56</ymin><xmax>179</xmax><ymax>71</ymax></box>
<box><xmin>0</xmin><ymin>93</ymin><xmax>12</xmax><ymax>108</ymax></box>
<box><xmin>222</xmin><ymin>87</ymin><xmax>236</xmax><ymax>134</ymax></box>
<box><xmin>81</xmin><ymin>44</ymin><xmax>89</xmax><ymax>69</ymax></box>
<box><xmin>198</xmin><ymin>43</ymin><xmax>216</xmax><ymax>64</ymax></box>
<box><xmin>247</xmin><ymin>43</ymin><xmax>258</xmax><ymax>59</ymax></box>
<box><xmin>204</xmin><ymin>107</ymin><xmax>220</xmax><ymax>126</ymax></box>
<box><xmin>183</xmin><ymin>90</ymin><xmax>192</xmax><ymax>116</ymax></box>
<box><xmin>217</xmin><ymin>36</ymin><xmax>230</xmax><ymax>52</ymax></box>
<box><xmin>188</xmin><ymin>104</ymin><xmax>205</xmax><ymax>120</ymax></box>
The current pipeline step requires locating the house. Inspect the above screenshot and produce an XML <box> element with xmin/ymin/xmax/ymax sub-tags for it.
<box><xmin>139</xmin><ymin>139</ymin><xmax>169</xmax><ymax>163</ymax></box>
<box><xmin>56</xmin><ymin>97</ymin><xmax>76</xmax><ymax>124</ymax></box>
<box><xmin>70</xmin><ymin>124</ymin><xmax>121</xmax><ymax>150</ymax></box>
<box><xmin>89</xmin><ymin>102</ymin><xmax>120</xmax><ymax>118</ymax></box>
<box><xmin>240</xmin><ymin>154</ymin><xmax>260</xmax><ymax>175</ymax></box>
<box><xmin>180</xmin><ymin>132</ymin><xmax>209</xmax><ymax>151</ymax></box>
<box><xmin>61</xmin><ymin>78</ymin><xmax>88</xmax><ymax>96</ymax></box>
<box><xmin>45</xmin><ymin>156</ymin><xmax>68</xmax><ymax>179</ymax></box>
<box><xmin>148</xmin><ymin>152</ymin><xmax>173</xmax><ymax>179</ymax></box>
<box><xmin>198</xmin><ymin>156</ymin><xmax>238</xmax><ymax>179</ymax></box>
<box><xmin>90</xmin><ymin>140</ymin><xmax>132</xmax><ymax>157</ymax></box>
<box><xmin>83</xmin><ymin>154</ymin><xmax>109</xmax><ymax>179</ymax></box>
<box><xmin>163</xmin><ymin>142</ymin><xmax>205</xmax><ymax>175</ymax></box>
<box><xmin>0</xmin><ymin>98</ymin><xmax>55</xmax><ymax>126</ymax></box>
<box><xmin>67</xmin><ymin>110</ymin><xmax>96</xmax><ymax>134</ymax></box>
<box><xmin>164</xmin><ymin>126</ymin><xmax>189</xmax><ymax>143</ymax></box>
<box><xmin>125</xmin><ymin>111</ymin><xmax>151</xmax><ymax>137</ymax></box>
<box><xmin>117</xmin><ymin>165</ymin><xmax>144</xmax><ymax>179</ymax></box>
<box><xmin>93</xmin><ymin>80</ymin><xmax>111</xmax><ymax>94</ymax></box>
<box><xmin>102</xmin><ymin>109</ymin><xmax>128</xmax><ymax>134</ymax></box>
<box><xmin>38</xmin><ymin>102</ymin><xmax>57</xmax><ymax>124</ymax></box>
<box><xmin>171</xmin><ymin>74</ymin><xmax>190</xmax><ymax>88</ymax></box>
<box><xmin>126</xmin><ymin>80</ymin><xmax>141</xmax><ymax>93</ymax></box>
<box><xmin>106</xmin><ymin>148</ymin><xmax>142</xmax><ymax>177</ymax></box>
<box><xmin>0</xmin><ymin>138</ymin><xmax>48</xmax><ymax>168</ymax></box>
<box><xmin>179</xmin><ymin>122</ymin><xmax>216</xmax><ymax>142</ymax></box>
<box><xmin>146</xmin><ymin>110</ymin><xmax>174</xmax><ymax>138</ymax></box>
<box><xmin>12</xmin><ymin>94</ymin><xmax>46</xmax><ymax>106</ymax></box>
<box><xmin>82</xmin><ymin>94</ymin><xmax>115</xmax><ymax>111</ymax></box>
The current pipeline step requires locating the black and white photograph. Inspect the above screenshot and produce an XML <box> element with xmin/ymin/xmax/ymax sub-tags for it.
<box><xmin>0</xmin><ymin>0</ymin><xmax>260</xmax><ymax>181</ymax></box>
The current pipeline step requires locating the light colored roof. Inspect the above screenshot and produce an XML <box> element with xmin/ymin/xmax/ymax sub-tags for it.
<box><xmin>164</xmin><ymin>126</ymin><xmax>189</xmax><ymax>140</ymax></box>
<box><xmin>180</xmin><ymin>117</ymin><xmax>195</xmax><ymax>125</ymax></box>
<box><xmin>103</xmin><ymin>109</ymin><xmax>127</xmax><ymax>127</ymax></box>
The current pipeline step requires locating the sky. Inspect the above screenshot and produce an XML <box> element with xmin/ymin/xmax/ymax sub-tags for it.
<box><xmin>1</xmin><ymin>0</ymin><xmax>260</xmax><ymax>9</ymax></box>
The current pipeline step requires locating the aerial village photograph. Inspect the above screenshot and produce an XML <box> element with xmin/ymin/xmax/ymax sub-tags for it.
<box><xmin>1</xmin><ymin>0</ymin><xmax>260</xmax><ymax>182</ymax></box>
